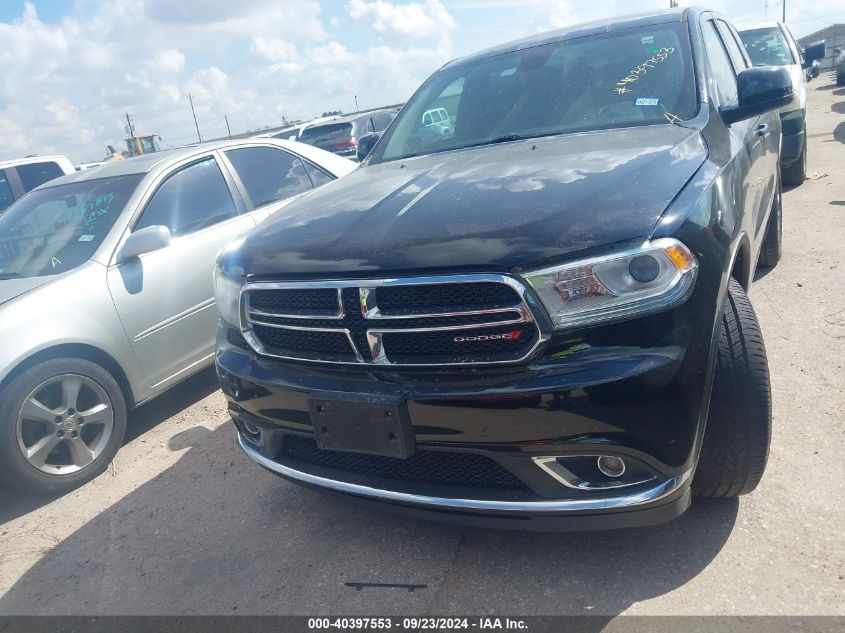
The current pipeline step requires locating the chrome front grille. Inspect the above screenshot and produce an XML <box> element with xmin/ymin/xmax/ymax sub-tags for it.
<box><xmin>240</xmin><ymin>275</ymin><xmax>546</xmax><ymax>366</ymax></box>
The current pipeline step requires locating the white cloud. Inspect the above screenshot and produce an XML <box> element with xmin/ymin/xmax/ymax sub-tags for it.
<box><xmin>1</xmin><ymin>0</ymin><xmax>840</xmax><ymax>163</ymax></box>
<box><xmin>347</xmin><ymin>0</ymin><xmax>456</xmax><ymax>46</ymax></box>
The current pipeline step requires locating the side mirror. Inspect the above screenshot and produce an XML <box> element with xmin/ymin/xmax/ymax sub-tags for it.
<box><xmin>720</xmin><ymin>66</ymin><xmax>793</xmax><ymax>125</ymax></box>
<box><xmin>120</xmin><ymin>225</ymin><xmax>172</xmax><ymax>260</ymax></box>
<box><xmin>802</xmin><ymin>40</ymin><xmax>825</xmax><ymax>68</ymax></box>
<box><xmin>356</xmin><ymin>133</ymin><xmax>381</xmax><ymax>162</ymax></box>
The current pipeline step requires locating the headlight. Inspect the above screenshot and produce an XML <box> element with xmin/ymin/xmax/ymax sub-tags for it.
<box><xmin>214</xmin><ymin>266</ymin><xmax>242</xmax><ymax>327</ymax></box>
<box><xmin>521</xmin><ymin>238</ymin><xmax>697</xmax><ymax>329</ymax></box>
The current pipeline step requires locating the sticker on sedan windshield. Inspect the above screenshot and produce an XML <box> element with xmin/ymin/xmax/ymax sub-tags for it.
<box><xmin>634</xmin><ymin>97</ymin><xmax>660</xmax><ymax>106</ymax></box>
<box><xmin>78</xmin><ymin>234</ymin><xmax>95</xmax><ymax>242</ymax></box>
<box><xmin>641</xmin><ymin>36</ymin><xmax>655</xmax><ymax>44</ymax></box>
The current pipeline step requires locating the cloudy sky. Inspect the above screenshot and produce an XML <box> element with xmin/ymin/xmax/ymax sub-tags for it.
<box><xmin>1</xmin><ymin>0</ymin><xmax>843</xmax><ymax>163</ymax></box>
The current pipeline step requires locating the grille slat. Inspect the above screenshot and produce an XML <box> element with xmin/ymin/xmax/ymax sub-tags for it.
<box><xmin>375</xmin><ymin>282</ymin><xmax>521</xmax><ymax>315</ymax></box>
<box><xmin>281</xmin><ymin>435</ymin><xmax>528</xmax><ymax>491</ymax></box>
<box><xmin>241</xmin><ymin>276</ymin><xmax>543</xmax><ymax>366</ymax></box>
<box><xmin>249</xmin><ymin>288</ymin><xmax>340</xmax><ymax>317</ymax></box>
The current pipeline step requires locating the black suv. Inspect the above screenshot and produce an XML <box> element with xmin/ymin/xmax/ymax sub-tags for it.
<box><xmin>214</xmin><ymin>8</ymin><xmax>791</xmax><ymax>530</ymax></box>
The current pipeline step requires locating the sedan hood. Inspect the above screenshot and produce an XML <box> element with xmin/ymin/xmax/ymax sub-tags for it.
<box><xmin>234</xmin><ymin>125</ymin><xmax>707</xmax><ymax>278</ymax></box>
<box><xmin>0</xmin><ymin>275</ymin><xmax>54</xmax><ymax>306</ymax></box>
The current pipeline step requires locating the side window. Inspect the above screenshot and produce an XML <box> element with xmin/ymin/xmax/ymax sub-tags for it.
<box><xmin>0</xmin><ymin>171</ymin><xmax>15</xmax><ymax>213</ymax></box>
<box><xmin>702</xmin><ymin>21</ymin><xmax>739</xmax><ymax>108</ymax></box>
<box><xmin>225</xmin><ymin>147</ymin><xmax>313</xmax><ymax>208</ymax></box>
<box><xmin>302</xmin><ymin>161</ymin><xmax>334</xmax><ymax>188</ymax></box>
<box><xmin>136</xmin><ymin>157</ymin><xmax>237</xmax><ymax>237</ymax></box>
<box><xmin>717</xmin><ymin>20</ymin><xmax>749</xmax><ymax>71</ymax></box>
<box><xmin>16</xmin><ymin>161</ymin><xmax>65</xmax><ymax>192</ymax></box>
<box><xmin>422</xmin><ymin>112</ymin><xmax>432</xmax><ymax>125</ymax></box>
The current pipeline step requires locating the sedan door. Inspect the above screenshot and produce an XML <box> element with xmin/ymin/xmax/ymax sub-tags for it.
<box><xmin>107</xmin><ymin>155</ymin><xmax>255</xmax><ymax>390</ymax></box>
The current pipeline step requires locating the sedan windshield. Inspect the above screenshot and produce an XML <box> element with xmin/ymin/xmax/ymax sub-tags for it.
<box><xmin>373</xmin><ymin>23</ymin><xmax>697</xmax><ymax>163</ymax></box>
<box><xmin>0</xmin><ymin>174</ymin><xmax>142</xmax><ymax>279</ymax></box>
<box><xmin>739</xmin><ymin>28</ymin><xmax>796</xmax><ymax>66</ymax></box>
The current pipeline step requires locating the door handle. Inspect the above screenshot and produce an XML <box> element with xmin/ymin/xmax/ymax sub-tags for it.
<box><xmin>756</xmin><ymin>124</ymin><xmax>769</xmax><ymax>138</ymax></box>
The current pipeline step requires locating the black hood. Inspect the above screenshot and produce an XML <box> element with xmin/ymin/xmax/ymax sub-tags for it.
<box><xmin>231</xmin><ymin>125</ymin><xmax>707</xmax><ymax>278</ymax></box>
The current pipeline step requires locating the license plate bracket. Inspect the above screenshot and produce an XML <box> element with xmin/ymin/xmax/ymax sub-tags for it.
<box><xmin>308</xmin><ymin>392</ymin><xmax>415</xmax><ymax>459</ymax></box>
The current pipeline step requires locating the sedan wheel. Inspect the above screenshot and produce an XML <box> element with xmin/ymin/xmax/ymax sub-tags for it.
<box><xmin>16</xmin><ymin>374</ymin><xmax>115</xmax><ymax>475</ymax></box>
<box><xmin>0</xmin><ymin>358</ymin><xmax>127</xmax><ymax>493</ymax></box>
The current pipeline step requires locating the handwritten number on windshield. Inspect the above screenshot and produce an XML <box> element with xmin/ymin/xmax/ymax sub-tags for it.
<box><xmin>614</xmin><ymin>47</ymin><xmax>675</xmax><ymax>93</ymax></box>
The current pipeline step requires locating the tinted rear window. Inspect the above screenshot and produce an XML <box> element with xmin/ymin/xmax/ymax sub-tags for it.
<box><xmin>16</xmin><ymin>161</ymin><xmax>65</xmax><ymax>192</ymax></box>
<box><xmin>299</xmin><ymin>123</ymin><xmax>353</xmax><ymax>141</ymax></box>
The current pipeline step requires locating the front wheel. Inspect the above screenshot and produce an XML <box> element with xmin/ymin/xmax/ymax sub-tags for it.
<box><xmin>781</xmin><ymin>134</ymin><xmax>807</xmax><ymax>187</ymax></box>
<box><xmin>0</xmin><ymin>358</ymin><xmax>128</xmax><ymax>493</ymax></box>
<box><xmin>693</xmin><ymin>279</ymin><xmax>772</xmax><ymax>498</ymax></box>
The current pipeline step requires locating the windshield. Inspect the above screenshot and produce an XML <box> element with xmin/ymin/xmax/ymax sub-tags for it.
<box><xmin>373</xmin><ymin>23</ymin><xmax>697</xmax><ymax>163</ymax></box>
<box><xmin>739</xmin><ymin>28</ymin><xmax>796</xmax><ymax>66</ymax></box>
<box><xmin>0</xmin><ymin>174</ymin><xmax>142</xmax><ymax>279</ymax></box>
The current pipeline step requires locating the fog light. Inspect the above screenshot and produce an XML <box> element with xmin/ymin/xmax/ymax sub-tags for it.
<box><xmin>597</xmin><ymin>455</ymin><xmax>626</xmax><ymax>478</ymax></box>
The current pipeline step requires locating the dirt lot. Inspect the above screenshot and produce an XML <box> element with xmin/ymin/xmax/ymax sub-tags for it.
<box><xmin>0</xmin><ymin>79</ymin><xmax>843</xmax><ymax>617</ymax></box>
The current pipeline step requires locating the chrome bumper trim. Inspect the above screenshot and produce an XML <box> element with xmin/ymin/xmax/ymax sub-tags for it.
<box><xmin>238</xmin><ymin>435</ymin><xmax>691</xmax><ymax>514</ymax></box>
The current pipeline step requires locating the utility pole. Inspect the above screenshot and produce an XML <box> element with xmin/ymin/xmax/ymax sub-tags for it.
<box><xmin>354</xmin><ymin>95</ymin><xmax>359</xmax><ymax>112</ymax></box>
<box><xmin>125</xmin><ymin>112</ymin><xmax>135</xmax><ymax>136</ymax></box>
<box><xmin>225</xmin><ymin>114</ymin><xmax>232</xmax><ymax>139</ymax></box>
<box><xmin>188</xmin><ymin>93</ymin><xmax>202</xmax><ymax>143</ymax></box>
<box><xmin>782</xmin><ymin>0</ymin><xmax>786</xmax><ymax>22</ymax></box>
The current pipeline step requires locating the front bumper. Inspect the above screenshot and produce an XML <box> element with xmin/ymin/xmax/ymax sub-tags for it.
<box><xmin>216</xmin><ymin>270</ymin><xmax>718</xmax><ymax>530</ymax></box>
<box><xmin>239</xmin><ymin>433</ymin><xmax>692</xmax><ymax>530</ymax></box>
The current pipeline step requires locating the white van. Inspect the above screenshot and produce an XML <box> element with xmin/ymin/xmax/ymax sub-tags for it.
<box><xmin>0</xmin><ymin>155</ymin><xmax>75</xmax><ymax>214</ymax></box>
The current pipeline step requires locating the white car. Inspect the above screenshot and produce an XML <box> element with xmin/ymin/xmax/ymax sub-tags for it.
<box><xmin>1</xmin><ymin>155</ymin><xmax>75</xmax><ymax>215</ymax></box>
<box><xmin>0</xmin><ymin>139</ymin><xmax>354</xmax><ymax>493</ymax></box>
<box><xmin>739</xmin><ymin>23</ymin><xmax>824</xmax><ymax>185</ymax></box>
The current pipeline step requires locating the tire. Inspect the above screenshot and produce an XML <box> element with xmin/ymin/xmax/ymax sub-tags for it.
<box><xmin>758</xmin><ymin>177</ymin><xmax>783</xmax><ymax>268</ymax></box>
<box><xmin>0</xmin><ymin>358</ymin><xmax>128</xmax><ymax>494</ymax></box>
<box><xmin>692</xmin><ymin>279</ymin><xmax>771</xmax><ymax>498</ymax></box>
<box><xmin>837</xmin><ymin>73</ymin><xmax>845</xmax><ymax>87</ymax></box>
<box><xmin>781</xmin><ymin>134</ymin><xmax>806</xmax><ymax>187</ymax></box>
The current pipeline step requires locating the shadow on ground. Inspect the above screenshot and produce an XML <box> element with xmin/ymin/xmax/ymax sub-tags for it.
<box><xmin>0</xmin><ymin>412</ymin><xmax>739</xmax><ymax>616</ymax></box>
<box><xmin>0</xmin><ymin>368</ymin><xmax>219</xmax><ymax>525</ymax></box>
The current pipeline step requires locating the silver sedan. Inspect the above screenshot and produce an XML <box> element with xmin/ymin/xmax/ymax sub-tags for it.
<box><xmin>0</xmin><ymin>138</ymin><xmax>355</xmax><ymax>493</ymax></box>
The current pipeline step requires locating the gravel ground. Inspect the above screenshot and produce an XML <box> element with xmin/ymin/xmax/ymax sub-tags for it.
<box><xmin>0</xmin><ymin>78</ymin><xmax>843</xmax><ymax>617</ymax></box>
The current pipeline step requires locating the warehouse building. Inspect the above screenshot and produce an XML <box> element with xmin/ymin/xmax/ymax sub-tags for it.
<box><xmin>798</xmin><ymin>24</ymin><xmax>845</xmax><ymax>71</ymax></box>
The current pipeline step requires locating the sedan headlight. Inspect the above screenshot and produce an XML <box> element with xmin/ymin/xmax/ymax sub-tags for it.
<box><xmin>214</xmin><ymin>266</ymin><xmax>243</xmax><ymax>327</ymax></box>
<box><xmin>522</xmin><ymin>238</ymin><xmax>697</xmax><ymax>329</ymax></box>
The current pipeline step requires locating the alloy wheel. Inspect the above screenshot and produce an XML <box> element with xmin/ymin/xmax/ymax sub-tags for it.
<box><xmin>15</xmin><ymin>373</ymin><xmax>115</xmax><ymax>475</ymax></box>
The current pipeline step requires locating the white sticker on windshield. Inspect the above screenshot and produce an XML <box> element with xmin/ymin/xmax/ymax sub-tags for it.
<box><xmin>641</xmin><ymin>35</ymin><xmax>655</xmax><ymax>44</ymax></box>
<box><xmin>634</xmin><ymin>97</ymin><xmax>660</xmax><ymax>106</ymax></box>
<box><xmin>78</xmin><ymin>234</ymin><xmax>95</xmax><ymax>242</ymax></box>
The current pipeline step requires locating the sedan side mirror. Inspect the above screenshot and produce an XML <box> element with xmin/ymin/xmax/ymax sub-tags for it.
<box><xmin>356</xmin><ymin>133</ymin><xmax>381</xmax><ymax>162</ymax></box>
<box><xmin>720</xmin><ymin>66</ymin><xmax>793</xmax><ymax>125</ymax></box>
<box><xmin>120</xmin><ymin>225</ymin><xmax>172</xmax><ymax>260</ymax></box>
<box><xmin>801</xmin><ymin>40</ymin><xmax>826</xmax><ymax>68</ymax></box>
